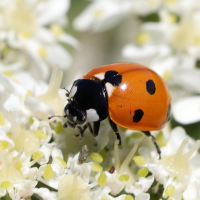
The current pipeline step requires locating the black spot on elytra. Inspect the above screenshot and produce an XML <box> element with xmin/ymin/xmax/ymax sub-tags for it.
<box><xmin>166</xmin><ymin>104</ymin><xmax>171</xmax><ymax>121</ymax></box>
<box><xmin>133</xmin><ymin>109</ymin><xmax>144</xmax><ymax>123</ymax></box>
<box><xmin>102</xmin><ymin>70</ymin><xmax>122</xmax><ymax>86</ymax></box>
<box><xmin>146</xmin><ymin>80</ymin><xmax>156</xmax><ymax>95</ymax></box>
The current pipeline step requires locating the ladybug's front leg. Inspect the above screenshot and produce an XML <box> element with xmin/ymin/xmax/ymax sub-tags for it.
<box><xmin>92</xmin><ymin>121</ymin><xmax>100</xmax><ymax>137</ymax></box>
<box><xmin>142</xmin><ymin>131</ymin><xmax>161</xmax><ymax>159</ymax></box>
<box><xmin>108</xmin><ymin>117</ymin><xmax>121</xmax><ymax>145</ymax></box>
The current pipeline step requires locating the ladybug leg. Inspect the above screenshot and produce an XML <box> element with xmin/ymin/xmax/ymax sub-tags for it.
<box><xmin>67</xmin><ymin>120</ymin><xmax>87</xmax><ymax>140</ymax></box>
<box><xmin>108</xmin><ymin>117</ymin><xmax>121</xmax><ymax>145</ymax></box>
<box><xmin>76</xmin><ymin>125</ymin><xmax>88</xmax><ymax>140</ymax></box>
<box><xmin>63</xmin><ymin>122</ymin><xmax>68</xmax><ymax>128</ymax></box>
<box><xmin>93</xmin><ymin>121</ymin><xmax>100</xmax><ymax>137</ymax></box>
<box><xmin>142</xmin><ymin>131</ymin><xmax>161</xmax><ymax>159</ymax></box>
<box><xmin>86</xmin><ymin>122</ymin><xmax>93</xmax><ymax>135</ymax></box>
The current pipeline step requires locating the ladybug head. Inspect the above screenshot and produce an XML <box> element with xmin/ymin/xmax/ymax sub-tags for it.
<box><xmin>64</xmin><ymin>100</ymin><xmax>86</xmax><ymax>125</ymax></box>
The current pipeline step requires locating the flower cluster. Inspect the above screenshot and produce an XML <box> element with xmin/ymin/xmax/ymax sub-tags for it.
<box><xmin>0</xmin><ymin>0</ymin><xmax>78</xmax><ymax>80</ymax></box>
<box><xmin>1</xmin><ymin>66</ymin><xmax>200</xmax><ymax>200</ymax></box>
<box><xmin>0</xmin><ymin>0</ymin><xmax>200</xmax><ymax>200</ymax></box>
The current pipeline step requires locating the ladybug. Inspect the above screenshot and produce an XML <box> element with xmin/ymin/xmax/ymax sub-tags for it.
<box><xmin>49</xmin><ymin>63</ymin><xmax>171</xmax><ymax>159</ymax></box>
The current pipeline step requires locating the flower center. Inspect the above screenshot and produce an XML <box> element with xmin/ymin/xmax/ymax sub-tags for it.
<box><xmin>160</xmin><ymin>138</ymin><xmax>200</xmax><ymax>180</ymax></box>
<box><xmin>4</xmin><ymin>4</ymin><xmax>37</xmax><ymax>37</ymax></box>
<box><xmin>171</xmin><ymin>20</ymin><xmax>200</xmax><ymax>51</ymax></box>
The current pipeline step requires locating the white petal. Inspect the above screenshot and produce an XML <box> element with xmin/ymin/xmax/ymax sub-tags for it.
<box><xmin>52</xmin><ymin>147</ymin><xmax>64</xmax><ymax>159</ymax></box>
<box><xmin>136</xmin><ymin>175</ymin><xmax>154</xmax><ymax>192</ymax></box>
<box><xmin>37</xmin><ymin>0</ymin><xmax>70</xmax><ymax>26</ymax></box>
<box><xmin>173</xmin><ymin>96</ymin><xmax>200</xmax><ymax>124</ymax></box>
<box><xmin>122</xmin><ymin>44</ymin><xmax>158</xmax><ymax>59</ymax></box>
<box><xmin>73</xmin><ymin>0</ymin><xmax>125</xmax><ymax>32</ymax></box>
<box><xmin>58</xmin><ymin>33</ymin><xmax>80</xmax><ymax>49</ymax></box>
<box><xmin>104</xmin><ymin>172</ymin><xmax>124</xmax><ymax>195</ymax></box>
<box><xmin>13</xmin><ymin>180</ymin><xmax>37</xmax><ymax>198</ymax></box>
<box><xmin>0</xmin><ymin>188</ymin><xmax>6</xmax><ymax>198</ymax></box>
<box><xmin>34</xmin><ymin>188</ymin><xmax>58</xmax><ymax>200</ymax></box>
<box><xmin>135</xmin><ymin>193</ymin><xmax>150</xmax><ymax>200</ymax></box>
<box><xmin>172</xmin><ymin>69</ymin><xmax>200</xmax><ymax>93</ymax></box>
<box><xmin>25</xmin><ymin>97</ymin><xmax>54</xmax><ymax>120</ymax></box>
<box><xmin>183</xmin><ymin>181</ymin><xmax>200</xmax><ymax>200</ymax></box>
<box><xmin>45</xmin><ymin>44</ymin><xmax>72</xmax><ymax>69</ymax></box>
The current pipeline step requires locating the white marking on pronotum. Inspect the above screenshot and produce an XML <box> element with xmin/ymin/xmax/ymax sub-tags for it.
<box><xmin>69</xmin><ymin>86</ymin><xmax>77</xmax><ymax>98</ymax></box>
<box><xmin>94</xmin><ymin>73</ymin><xmax>105</xmax><ymax>80</ymax></box>
<box><xmin>66</xmin><ymin>109</ymin><xmax>69</xmax><ymax>115</ymax></box>
<box><xmin>73</xmin><ymin>116</ymin><xmax>77</xmax><ymax>122</ymax></box>
<box><xmin>86</xmin><ymin>109</ymin><xmax>99</xmax><ymax>122</ymax></box>
<box><xmin>105</xmin><ymin>83</ymin><xmax>115</xmax><ymax>97</ymax></box>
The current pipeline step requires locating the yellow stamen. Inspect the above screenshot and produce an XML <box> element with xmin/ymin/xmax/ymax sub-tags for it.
<box><xmin>133</xmin><ymin>156</ymin><xmax>147</xmax><ymax>165</ymax></box>
<box><xmin>165</xmin><ymin>184</ymin><xmax>175</xmax><ymax>196</ymax></box>
<box><xmin>16</xmin><ymin>160</ymin><xmax>22</xmax><ymax>170</ymax></box>
<box><xmin>55</xmin><ymin>122</ymin><xmax>64</xmax><ymax>134</ymax></box>
<box><xmin>50</xmin><ymin>24</ymin><xmax>64</xmax><ymax>36</ymax></box>
<box><xmin>0</xmin><ymin>181</ymin><xmax>11</xmax><ymax>188</ymax></box>
<box><xmin>136</xmin><ymin>32</ymin><xmax>150</xmax><ymax>45</ymax></box>
<box><xmin>118</xmin><ymin>174</ymin><xmax>129</xmax><ymax>182</ymax></box>
<box><xmin>90</xmin><ymin>152</ymin><xmax>103</xmax><ymax>163</ymax></box>
<box><xmin>56</xmin><ymin>157</ymin><xmax>67</xmax><ymax>168</ymax></box>
<box><xmin>25</xmin><ymin>90</ymin><xmax>32</xmax><ymax>98</ymax></box>
<box><xmin>138</xmin><ymin>167</ymin><xmax>148</xmax><ymax>177</ymax></box>
<box><xmin>163</xmin><ymin>70</ymin><xmax>172</xmax><ymax>81</ymax></box>
<box><xmin>36</xmin><ymin>130</ymin><xmax>47</xmax><ymax>139</ymax></box>
<box><xmin>92</xmin><ymin>163</ymin><xmax>103</xmax><ymax>172</ymax></box>
<box><xmin>38</xmin><ymin>47</ymin><xmax>47</xmax><ymax>58</ymax></box>
<box><xmin>44</xmin><ymin>164</ymin><xmax>53</xmax><ymax>180</ymax></box>
<box><xmin>156</xmin><ymin>131</ymin><xmax>167</xmax><ymax>147</ymax></box>
<box><xmin>167</xmin><ymin>13</ymin><xmax>177</xmax><ymax>23</ymax></box>
<box><xmin>19</xmin><ymin>31</ymin><xmax>32</xmax><ymax>38</ymax></box>
<box><xmin>32</xmin><ymin>151</ymin><xmax>44</xmax><ymax>160</ymax></box>
<box><xmin>0</xmin><ymin>141</ymin><xmax>9</xmax><ymax>150</ymax></box>
<box><xmin>3</xmin><ymin>71</ymin><xmax>13</xmax><ymax>77</ymax></box>
<box><xmin>29</xmin><ymin>117</ymin><xmax>34</xmax><ymax>125</ymax></box>
<box><xmin>0</xmin><ymin>112</ymin><xmax>5</xmax><ymax>126</ymax></box>
<box><xmin>125</xmin><ymin>195</ymin><xmax>134</xmax><ymax>200</ymax></box>
<box><xmin>98</xmin><ymin>171</ymin><xmax>107</xmax><ymax>187</ymax></box>
<box><xmin>195</xmin><ymin>36</ymin><xmax>200</xmax><ymax>45</ymax></box>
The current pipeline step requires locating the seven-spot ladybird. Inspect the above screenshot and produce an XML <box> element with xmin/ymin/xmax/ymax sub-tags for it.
<box><xmin>49</xmin><ymin>63</ymin><xmax>171</xmax><ymax>159</ymax></box>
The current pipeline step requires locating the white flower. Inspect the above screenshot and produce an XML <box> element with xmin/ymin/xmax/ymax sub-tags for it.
<box><xmin>37</xmin><ymin>147</ymin><xmax>67</xmax><ymax>190</ymax></box>
<box><xmin>0</xmin><ymin>147</ymin><xmax>37</xmax><ymax>199</ymax></box>
<box><xmin>73</xmin><ymin>0</ymin><xmax>129</xmax><ymax>32</ymax></box>
<box><xmin>58</xmin><ymin>172</ymin><xmax>90</xmax><ymax>200</ymax></box>
<box><xmin>5</xmin><ymin>111</ymin><xmax>41</xmax><ymax>156</ymax></box>
<box><xmin>183</xmin><ymin>177</ymin><xmax>200</xmax><ymax>200</ymax></box>
<box><xmin>67</xmin><ymin>153</ymin><xmax>94</xmax><ymax>184</ymax></box>
<box><xmin>0</xmin><ymin>0</ymin><xmax>77</xmax><ymax>79</ymax></box>
<box><xmin>140</xmin><ymin>127</ymin><xmax>200</xmax><ymax>199</ymax></box>
<box><xmin>25</xmin><ymin>66</ymin><xmax>66</xmax><ymax>120</ymax></box>
<box><xmin>173</xmin><ymin>96</ymin><xmax>200</xmax><ymax>124</ymax></box>
<box><xmin>73</xmin><ymin>0</ymin><xmax>162</xmax><ymax>32</ymax></box>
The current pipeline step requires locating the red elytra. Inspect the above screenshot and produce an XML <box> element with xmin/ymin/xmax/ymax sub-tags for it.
<box><xmin>83</xmin><ymin>63</ymin><xmax>171</xmax><ymax>131</ymax></box>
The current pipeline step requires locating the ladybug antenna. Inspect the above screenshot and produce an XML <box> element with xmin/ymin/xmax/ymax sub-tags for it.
<box><xmin>62</xmin><ymin>87</ymin><xmax>70</xmax><ymax>97</ymax></box>
<box><xmin>48</xmin><ymin>115</ymin><xmax>65</xmax><ymax>120</ymax></box>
